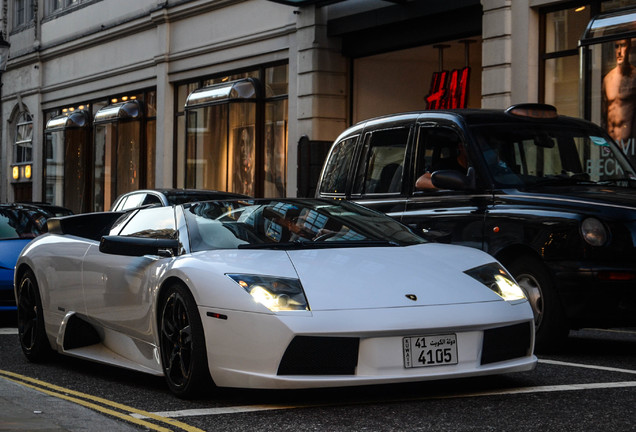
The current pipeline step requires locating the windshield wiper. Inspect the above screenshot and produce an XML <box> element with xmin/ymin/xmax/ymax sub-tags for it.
<box><xmin>237</xmin><ymin>239</ymin><xmax>400</xmax><ymax>250</ymax></box>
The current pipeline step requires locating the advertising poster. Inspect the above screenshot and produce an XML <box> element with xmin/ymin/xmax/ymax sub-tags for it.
<box><xmin>602</xmin><ymin>38</ymin><xmax>636</xmax><ymax>165</ymax></box>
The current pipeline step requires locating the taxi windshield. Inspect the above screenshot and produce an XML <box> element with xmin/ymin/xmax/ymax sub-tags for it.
<box><xmin>184</xmin><ymin>199</ymin><xmax>425</xmax><ymax>251</ymax></box>
<box><xmin>471</xmin><ymin>124</ymin><xmax>636</xmax><ymax>188</ymax></box>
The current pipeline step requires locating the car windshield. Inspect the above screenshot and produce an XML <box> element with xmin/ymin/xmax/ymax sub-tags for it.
<box><xmin>471</xmin><ymin>123</ymin><xmax>636</xmax><ymax>188</ymax></box>
<box><xmin>184</xmin><ymin>199</ymin><xmax>425</xmax><ymax>251</ymax></box>
<box><xmin>0</xmin><ymin>208</ymin><xmax>48</xmax><ymax>240</ymax></box>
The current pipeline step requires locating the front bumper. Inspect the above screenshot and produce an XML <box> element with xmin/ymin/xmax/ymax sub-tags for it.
<box><xmin>550</xmin><ymin>261</ymin><xmax>636</xmax><ymax>327</ymax></box>
<box><xmin>198</xmin><ymin>301</ymin><xmax>536</xmax><ymax>389</ymax></box>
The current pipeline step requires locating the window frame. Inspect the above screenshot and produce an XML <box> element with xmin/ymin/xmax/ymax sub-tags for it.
<box><xmin>13</xmin><ymin>0</ymin><xmax>34</xmax><ymax>29</ymax></box>
<box><xmin>14</xmin><ymin>112</ymin><xmax>33</xmax><ymax>165</ymax></box>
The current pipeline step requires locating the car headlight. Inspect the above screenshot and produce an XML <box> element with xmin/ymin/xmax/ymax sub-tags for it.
<box><xmin>227</xmin><ymin>274</ymin><xmax>309</xmax><ymax>311</ymax></box>
<box><xmin>465</xmin><ymin>263</ymin><xmax>526</xmax><ymax>302</ymax></box>
<box><xmin>581</xmin><ymin>217</ymin><xmax>608</xmax><ymax>247</ymax></box>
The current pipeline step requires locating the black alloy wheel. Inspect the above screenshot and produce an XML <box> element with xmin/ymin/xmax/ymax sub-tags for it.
<box><xmin>17</xmin><ymin>269</ymin><xmax>53</xmax><ymax>362</ymax></box>
<box><xmin>159</xmin><ymin>283</ymin><xmax>211</xmax><ymax>398</ymax></box>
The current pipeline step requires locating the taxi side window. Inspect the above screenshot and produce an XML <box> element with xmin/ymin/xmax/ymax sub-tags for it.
<box><xmin>352</xmin><ymin>127</ymin><xmax>409</xmax><ymax>195</ymax></box>
<box><xmin>319</xmin><ymin>136</ymin><xmax>359</xmax><ymax>195</ymax></box>
<box><xmin>415</xmin><ymin>127</ymin><xmax>468</xmax><ymax>178</ymax></box>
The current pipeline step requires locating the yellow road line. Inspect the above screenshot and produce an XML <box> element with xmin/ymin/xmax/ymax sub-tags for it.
<box><xmin>0</xmin><ymin>369</ymin><xmax>205</xmax><ymax>432</ymax></box>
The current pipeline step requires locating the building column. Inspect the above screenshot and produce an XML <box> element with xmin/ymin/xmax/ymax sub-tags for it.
<box><xmin>481</xmin><ymin>0</ymin><xmax>538</xmax><ymax>108</ymax></box>
<box><xmin>151</xmin><ymin>6</ymin><xmax>173</xmax><ymax>188</ymax></box>
<box><xmin>292</xmin><ymin>5</ymin><xmax>347</xmax><ymax>196</ymax></box>
<box><xmin>481</xmin><ymin>0</ymin><xmax>513</xmax><ymax>108</ymax></box>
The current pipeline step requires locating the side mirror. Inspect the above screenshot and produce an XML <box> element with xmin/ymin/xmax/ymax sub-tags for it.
<box><xmin>99</xmin><ymin>235</ymin><xmax>179</xmax><ymax>257</ymax></box>
<box><xmin>431</xmin><ymin>167</ymin><xmax>476</xmax><ymax>190</ymax></box>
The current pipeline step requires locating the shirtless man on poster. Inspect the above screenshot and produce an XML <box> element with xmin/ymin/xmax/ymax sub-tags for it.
<box><xmin>603</xmin><ymin>39</ymin><xmax>636</xmax><ymax>145</ymax></box>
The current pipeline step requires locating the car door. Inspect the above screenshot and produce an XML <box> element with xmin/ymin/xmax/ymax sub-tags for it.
<box><xmin>401</xmin><ymin>120</ymin><xmax>490</xmax><ymax>250</ymax></box>
<box><xmin>81</xmin><ymin>206</ymin><xmax>177</xmax><ymax>342</ymax></box>
<box><xmin>350</xmin><ymin>121</ymin><xmax>415</xmax><ymax>217</ymax></box>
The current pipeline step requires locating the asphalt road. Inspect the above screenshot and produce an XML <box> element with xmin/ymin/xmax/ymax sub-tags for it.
<box><xmin>1</xmin><ymin>311</ymin><xmax>635</xmax><ymax>432</ymax></box>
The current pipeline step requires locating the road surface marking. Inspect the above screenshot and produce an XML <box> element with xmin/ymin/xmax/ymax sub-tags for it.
<box><xmin>132</xmin><ymin>380</ymin><xmax>636</xmax><ymax>418</ymax></box>
<box><xmin>0</xmin><ymin>369</ymin><xmax>204</xmax><ymax>432</ymax></box>
<box><xmin>539</xmin><ymin>359</ymin><xmax>636</xmax><ymax>374</ymax></box>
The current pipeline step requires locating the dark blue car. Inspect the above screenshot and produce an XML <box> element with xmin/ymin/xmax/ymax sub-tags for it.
<box><xmin>0</xmin><ymin>203</ymin><xmax>72</xmax><ymax>310</ymax></box>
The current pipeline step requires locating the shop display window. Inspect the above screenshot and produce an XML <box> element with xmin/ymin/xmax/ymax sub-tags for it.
<box><xmin>581</xmin><ymin>5</ymin><xmax>636</xmax><ymax>166</ymax></box>
<box><xmin>180</xmin><ymin>64</ymin><xmax>289</xmax><ymax>197</ymax></box>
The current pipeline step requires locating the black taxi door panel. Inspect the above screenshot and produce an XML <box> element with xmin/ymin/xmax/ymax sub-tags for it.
<box><xmin>402</xmin><ymin>194</ymin><xmax>489</xmax><ymax>249</ymax></box>
<box><xmin>404</xmin><ymin>121</ymin><xmax>491</xmax><ymax>249</ymax></box>
<box><xmin>354</xmin><ymin>198</ymin><xmax>408</xmax><ymax>222</ymax></box>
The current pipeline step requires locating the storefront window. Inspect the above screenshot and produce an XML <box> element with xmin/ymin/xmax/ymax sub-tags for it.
<box><xmin>44</xmin><ymin>109</ymin><xmax>91</xmax><ymax>213</ymax></box>
<box><xmin>180</xmin><ymin>64</ymin><xmax>288</xmax><ymax>197</ymax></box>
<box><xmin>94</xmin><ymin>101</ymin><xmax>143</xmax><ymax>211</ymax></box>
<box><xmin>541</xmin><ymin>1</ymin><xmax>636</xmax><ymax>117</ymax></box>
<box><xmin>265</xmin><ymin>99</ymin><xmax>287</xmax><ymax>196</ymax></box>
<box><xmin>353</xmin><ymin>39</ymin><xmax>482</xmax><ymax>122</ymax></box>
<box><xmin>542</xmin><ymin>6</ymin><xmax>592</xmax><ymax>117</ymax></box>
<box><xmin>229</xmin><ymin>103</ymin><xmax>256</xmax><ymax>196</ymax></box>
<box><xmin>186</xmin><ymin>104</ymin><xmax>229</xmax><ymax>191</ymax></box>
<box><xmin>581</xmin><ymin>6</ymin><xmax>636</xmax><ymax>166</ymax></box>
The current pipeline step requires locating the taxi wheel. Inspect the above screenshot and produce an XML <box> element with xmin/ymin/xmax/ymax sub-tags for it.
<box><xmin>159</xmin><ymin>283</ymin><xmax>212</xmax><ymax>398</ymax></box>
<box><xmin>506</xmin><ymin>256</ymin><xmax>569</xmax><ymax>352</ymax></box>
<box><xmin>17</xmin><ymin>269</ymin><xmax>53</xmax><ymax>362</ymax></box>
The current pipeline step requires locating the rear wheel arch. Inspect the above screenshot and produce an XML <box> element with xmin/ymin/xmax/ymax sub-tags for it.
<box><xmin>16</xmin><ymin>267</ymin><xmax>54</xmax><ymax>362</ymax></box>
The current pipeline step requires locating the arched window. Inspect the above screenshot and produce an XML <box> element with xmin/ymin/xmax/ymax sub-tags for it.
<box><xmin>14</xmin><ymin>112</ymin><xmax>33</xmax><ymax>165</ymax></box>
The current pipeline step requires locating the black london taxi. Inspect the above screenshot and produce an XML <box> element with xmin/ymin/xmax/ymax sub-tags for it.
<box><xmin>316</xmin><ymin>104</ymin><xmax>636</xmax><ymax>350</ymax></box>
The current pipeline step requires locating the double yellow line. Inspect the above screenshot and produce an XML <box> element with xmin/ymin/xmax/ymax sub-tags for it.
<box><xmin>0</xmin><ymin>369</ymin><xmax>205</xmax><ymax>432</ymax></box>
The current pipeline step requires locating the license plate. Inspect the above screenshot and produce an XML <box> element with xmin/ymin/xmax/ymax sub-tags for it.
<box><xmin>403</xmin><ymin>334</ymin><xmax>458</xmax><ymax>368</ymax></box>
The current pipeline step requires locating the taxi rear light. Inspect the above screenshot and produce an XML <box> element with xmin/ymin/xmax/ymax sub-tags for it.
<box><xmin>597</xmin><ymin>271</ymin><xmax>636</xmax><ymax>281</ymax></box>
<box><xmin>506</xmin><ymin>103</ymin><xmax>558</xmax><ymax>119</ymax></box>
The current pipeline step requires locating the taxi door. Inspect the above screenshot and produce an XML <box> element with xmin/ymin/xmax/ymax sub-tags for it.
<box><xmin>402</xmin><ymin>120</ymin><xmax>490</xmax><ymax>250</ymax></box>
<box><xmin>349</xmin><ymin>117</ymin><xmax>417</xmax><ymax>218</ymax></box>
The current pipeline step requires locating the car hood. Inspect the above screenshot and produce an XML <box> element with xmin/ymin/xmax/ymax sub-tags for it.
<box><xmin>514</xmin><ymin>185</ymin><xmax>636</xmax><ymax>213</ymax></box>
<box><xmin>0</xmin><ymin>239</ymin><xmax>30</xmax><ymax>270</ymax></box>
<box><xmin>288</xmin><ymin>243</ymin><xmax>504</xmax><ymax>311</ymax></box>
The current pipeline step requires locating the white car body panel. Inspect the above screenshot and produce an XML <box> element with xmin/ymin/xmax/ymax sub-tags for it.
<box><xmin>288</xmin><ymin>244</ymin><xmax>503</xmax><ymax>310</ymax></box>
<box><xmin>200</xmin><ymin>302</ymin><xmax>534</xmax><ymax>389</ymax></box>
<box><xmin>15</xmin><ymin>201</ymin><xmax>537</xmax><ymax>392</ymax></box>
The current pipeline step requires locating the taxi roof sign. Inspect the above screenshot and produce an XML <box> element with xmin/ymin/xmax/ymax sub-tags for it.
<box><xmin>505</xmin><ymin>104</ymin><xmax>558</xmax><ymax>119</ymax></box>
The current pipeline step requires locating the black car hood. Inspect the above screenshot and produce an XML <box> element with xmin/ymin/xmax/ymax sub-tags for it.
<box><xmin>501</xmin><ymin>185</ymin><xmax>636</xmax><ymax>215</ymax></box>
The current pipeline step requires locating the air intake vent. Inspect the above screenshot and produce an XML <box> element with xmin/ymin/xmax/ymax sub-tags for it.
<box><xmin>481</xmin><ymin>321</ymin><xmax>532</xmax><ymax>365</ymax></box>
<box><xmin>278</xmin><ymin>336</ymin><xmax>359</xmax><ymax>375</ymax></box>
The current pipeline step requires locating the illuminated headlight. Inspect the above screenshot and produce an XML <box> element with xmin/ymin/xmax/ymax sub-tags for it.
<box><xmin>227</xmin><ymin>274</ymin><xmax>309</xmax><ymax>311</ymax></box>
<box><xmin>581</xmin><ymin>217</ymin><xmax>608</xmax><ymax>247</ymax></box>
<box><xmin>465</xmin><ymin>263</ymin><xmax>526</xmax><ymax>302</ymax></box>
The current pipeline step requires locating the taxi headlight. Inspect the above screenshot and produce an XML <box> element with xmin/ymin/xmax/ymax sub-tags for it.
<box><xmin>227</xmin><ymin>274</ymin><xmax>309</xmax><ymax>311</ymax></box>
<box><xmin>465</xmin><ymin>263</ymin><xmax>526</xmax><ymax>302</ymax></box>
<box><xmin>581</xmin><ymin>217</ymin><xmax>608</xmax><ymax>247</ymax></box>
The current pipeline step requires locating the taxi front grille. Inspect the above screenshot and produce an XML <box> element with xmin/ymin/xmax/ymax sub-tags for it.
<box><xmin>481</xmin><ymin>321</ymin><xmax>532</xmax><ymax>365</ymax></box>
<box><xmin>277</xmin><ymin>336</ymin><xmax>359</xmax><ymax>375</ymax></box>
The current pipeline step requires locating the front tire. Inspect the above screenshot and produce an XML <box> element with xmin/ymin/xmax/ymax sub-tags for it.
<box><xmin>505</xmin><ymin>256</ymin><xmax>569</xmax><ymax>351</ymax></box>
<box><xmin>159</xmin><ymin>283</ymin><xmax>211</xmax><ymax>398</ymax></box>
<box><xmin>17</xmin><ymin>269</ymin><xmax>53</xmax><ymax>362</ymax></box>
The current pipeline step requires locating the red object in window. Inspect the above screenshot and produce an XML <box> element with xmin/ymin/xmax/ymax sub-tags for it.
<box><xmin>426</xmin><ymin>67</ymin><xmax>470</xmax><ymax>110</ymax></box>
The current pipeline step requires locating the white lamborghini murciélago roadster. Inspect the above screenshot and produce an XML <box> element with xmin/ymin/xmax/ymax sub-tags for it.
<box><xmin>15</xmin><ymin>198</ymin><xmax>536</xmax><ymax>397</ymax></box>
